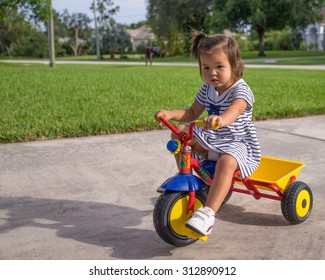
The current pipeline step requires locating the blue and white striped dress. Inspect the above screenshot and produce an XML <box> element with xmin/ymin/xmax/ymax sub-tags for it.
<box><xmin>194</xmin><ymin>79</ymin><xmax>261</xmax><ymax>178</ymax></box>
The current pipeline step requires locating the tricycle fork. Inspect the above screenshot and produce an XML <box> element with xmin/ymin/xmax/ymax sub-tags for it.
<box><xmin>187</xmin><ymin>191</ymin><xmax>196</xmax><ymax>215</ymax></box>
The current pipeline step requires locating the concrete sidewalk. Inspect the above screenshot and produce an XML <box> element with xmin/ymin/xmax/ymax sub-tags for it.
<box><xmin>0</xmin><ymin>115</ymin><xmax>325</xmax><ymax>260</ymax></box>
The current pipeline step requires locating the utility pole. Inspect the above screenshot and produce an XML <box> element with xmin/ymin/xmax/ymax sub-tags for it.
<box><xmin>93</xmin><ymin>0</ymin><xmax>101</xmax><ymax>60</ymax></box>
<box><xmin>48</xmin><ymin>0</ymin><xmax>55</xmax><ymax>67</ymax></box>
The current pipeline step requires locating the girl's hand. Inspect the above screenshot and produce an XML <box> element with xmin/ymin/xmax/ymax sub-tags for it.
<box><xmin>203</xmin><ymin>115</ymin><xmax>224</xmax><ymax>129</ymax></box>
<box><xmin>154</xmin><ymin>110</ymin><xmax>172</xmax><ymax>122</ymax></box>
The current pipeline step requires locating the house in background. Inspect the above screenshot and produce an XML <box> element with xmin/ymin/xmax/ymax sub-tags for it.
<box><xmin>126</xmin><ymin>25</ymin><xmax>155</xmax><ymax>51</ymax></box>
<box><xmin>304</xmin><ymin>8</ymin><xmax>325</xmax><ymax>50</ymax></box>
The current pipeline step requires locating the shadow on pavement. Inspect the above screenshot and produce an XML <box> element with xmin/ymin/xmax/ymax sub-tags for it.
<box><xmin>0</xmin><ymin>196</ymin><xmax>173</xmax><ymax>259</ymax></box>
<box><xmin>217</xmin><ymin>203</ymin><xmax>289</xmax><ymax>226</ymax></box>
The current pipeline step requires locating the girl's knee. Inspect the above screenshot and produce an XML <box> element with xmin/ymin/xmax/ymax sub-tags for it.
<box><xmin>217</xmin><ymin>153</ymin><xmax>238</xmax><ymax>171</ymax></box>
<box><xmin>171</xmin><ymin>125</ymin><xmax>188</xmax><ymax>139</ymax></box>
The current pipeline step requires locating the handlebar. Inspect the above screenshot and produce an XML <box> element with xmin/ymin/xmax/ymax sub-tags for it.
<box><xmin>158</xmin><ymin>116</ymin><xmax>219</xmax><ymax>155</ymax></box>
<box><xmin>158</xmin><ymin>116</ymin><xmax>181</xmax><ymax>136</ymax></box>
<box><xmin>158</xmin><ymin>117</ymin><xmax>219</xmax><ymax>132</ymax></box>
<box><xmin>158</xmin><ymin>116</ymin><xmax>219</xmax><ymax>142</ymax></box>
<box><xmin>193</xmin><ymin>120</ymin><xmax>220</xmax><ymax>130</ymax></box>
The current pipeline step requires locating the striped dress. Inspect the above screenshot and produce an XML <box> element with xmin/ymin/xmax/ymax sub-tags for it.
<box><xmin>194</xmin><ymin>79</ymin><xmax>261</xmax><ymax>178</ymax></box>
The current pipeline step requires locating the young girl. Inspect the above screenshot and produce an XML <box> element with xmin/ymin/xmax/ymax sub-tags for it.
<box><xmin>155</xmin><ymin>29</ymin><xmax>261</xmax><ymax>236</ymax></box>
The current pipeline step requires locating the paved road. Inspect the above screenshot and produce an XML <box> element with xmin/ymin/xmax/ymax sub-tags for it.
<box><xmin>1</xmin><ymin>59</ymin><xmax>325</xmax><ymax>70</ymax></box>
<box><xmin>1</xmin><ymin>115</ymin><xmax>325</xmax><ymax>260</ymax></box>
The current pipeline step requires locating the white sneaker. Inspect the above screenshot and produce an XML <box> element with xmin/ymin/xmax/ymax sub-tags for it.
<box><xmin>185</xmin><ymin>207</ymin><xmax>215</xmax><ymax>236</ymax></box>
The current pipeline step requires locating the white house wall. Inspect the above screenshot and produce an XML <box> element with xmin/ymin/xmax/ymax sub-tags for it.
<box><xmin>305</xmin><ymin>23</ymin><xmax>325</xmax><ymax>51</ymax></box>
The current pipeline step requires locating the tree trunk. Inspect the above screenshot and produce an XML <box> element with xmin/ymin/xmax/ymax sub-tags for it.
<box><xmin>5</xmin><ymin>46</ymin><xmax>11</xmax><ymax>57</ymax></box>
<box><xmin>258</xmin><ymin>30</ymin><xmax>265</xmax><ymax>57</ymax></box>
<box><xmin>48</xmin><ymin>4</ymin><xmax>55</xmax><ymax>68</ymax></box>
<box><xmin>73</xmin><ymin>27</ymin><xmax>80</xmax><ymax>56</ymax></box>
<box><xmin>70</xmin><ymin>44</ymin><xmax>77</xmax><ymax>56</ymax></box>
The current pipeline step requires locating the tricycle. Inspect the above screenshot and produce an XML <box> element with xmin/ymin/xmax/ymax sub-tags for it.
<box><xmin>153</xmin><ymin>117</ymin><xmax>313</xmax><ymax>247</ymax></box>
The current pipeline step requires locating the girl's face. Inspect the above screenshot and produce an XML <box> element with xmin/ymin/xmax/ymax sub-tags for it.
<box><xmin>200</xmin><ymin>51</ymin><xmax>234</xmax><ymax>94</ymax></box>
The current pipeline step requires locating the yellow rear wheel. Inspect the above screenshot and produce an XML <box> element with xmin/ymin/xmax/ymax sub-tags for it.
<box><xmin>281</xmin><ymin>181</ymin><xmax>313</xmax><ymax>224</ymax></box>
<box><xmin>295</xmin><ymin>189</ymin><xmax>311</xmax><ymax>218</ymax></box>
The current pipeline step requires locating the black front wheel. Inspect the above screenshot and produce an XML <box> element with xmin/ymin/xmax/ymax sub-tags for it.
<box><xmin>153</xmin><ymin>190</ymin><xmax>207</xmax><ymax>247</ymax></box>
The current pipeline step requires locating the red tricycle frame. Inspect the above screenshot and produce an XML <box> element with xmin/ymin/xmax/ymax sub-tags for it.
<box><xmin>153</xmin><ymin>117</ymin><xmax>313</xmax><ymax>246</ymax></box>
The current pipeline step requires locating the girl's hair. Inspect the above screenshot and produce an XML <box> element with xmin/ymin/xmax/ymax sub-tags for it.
<box><xmin>190</xmin><ymin>29</ymin><xmax>244</xmax><ymax>81</ymax></box>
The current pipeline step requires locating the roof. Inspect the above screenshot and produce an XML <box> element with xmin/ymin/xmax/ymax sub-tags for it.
<box><xmin>126</xmin><ymin>25</ymin><xmax>155</xmax><ymax>41</ymax></box>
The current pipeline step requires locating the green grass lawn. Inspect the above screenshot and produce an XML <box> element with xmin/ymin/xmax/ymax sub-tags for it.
<box><xmin>1</xmin><ymin>62</ymin><xmax>325</xmax><ymax>143</ymax></box>
<box><xmin>241</xmin><ymin>50</ymin><xmax>325</xmax><ymax>59</ymax></box>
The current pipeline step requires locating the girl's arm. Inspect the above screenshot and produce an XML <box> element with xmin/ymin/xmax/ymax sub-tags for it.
<box><xmin>155</xmin><ymin>100</ymin><xmax>205</xmax><ymax>123</ymax></box>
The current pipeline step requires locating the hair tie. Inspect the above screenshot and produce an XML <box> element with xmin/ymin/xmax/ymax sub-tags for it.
<box><xmin>201</xmin><ymin>30</ymin><xmax>207</xmax><ymax>38</ymax></box>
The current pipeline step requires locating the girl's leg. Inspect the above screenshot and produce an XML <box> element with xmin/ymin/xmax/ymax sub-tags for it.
<box><xmin>205</xmin><ymin>153</ymin><xmax>238</xmax><ymax>212</ymax></box>
<box><xmin>171</xmin><ymin>125</ymin><xmax>208</xmax><ymax>168</ymax></box>
<box><xmin>185</xmin><ymin>153</ymin><xmax>238</xmax><ymax>236</ymax></box>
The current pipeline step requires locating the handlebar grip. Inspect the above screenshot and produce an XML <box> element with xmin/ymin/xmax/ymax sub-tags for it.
<box><xmin>194</xmin><ymin>120</ymin><xmax>219</xmax><ymax>130</ymax></box>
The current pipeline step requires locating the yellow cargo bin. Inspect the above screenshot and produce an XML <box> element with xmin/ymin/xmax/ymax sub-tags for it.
<box><xmin>243</xmin><ymin>156</ymin><xmax>305</xmax><ymax>192</ymax></box>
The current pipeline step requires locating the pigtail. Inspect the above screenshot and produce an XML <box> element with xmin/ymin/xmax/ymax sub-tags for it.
<box><xmin>227</xmin><ymin>36</ymin><xmax>244</xmax><ymax>79</ymax></box>
<box><xmin>189</xmin><ymin>28</ymin><xmax>207</xmax><ymax>61</ymax></box>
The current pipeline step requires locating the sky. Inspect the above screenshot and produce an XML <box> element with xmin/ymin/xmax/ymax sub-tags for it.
<box><xmin>52</xmin><ymin>0</ymin><xmax>147</xmax><ymax>25</ymax></box>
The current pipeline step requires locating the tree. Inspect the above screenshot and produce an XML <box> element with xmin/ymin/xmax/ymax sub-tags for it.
<box><xmin>147</xmin><ymin>0</ymin><xmax>214</xmax><ymax>56</ymax></box>
<box><xmin>147</xmin><ymin>0</ymin><xmax>183</xmax><ymax>55</ymax></box>
<box><xmin>250</xmin><ymin>0</ymin><xmax>292</xmax><ymax>56</ymax></box>
<box><xmin>90</xmin><ymin>0</ymin><xmax>119</xmax><ymax>59</ymax></box>
<box><xmin>100</xmin><ymin>18</ymin><xmax>132</xmax><ymax>59</ymax></box>
<box><xmin>0</xmin><ymin>8</ymin><xmax>47</xmax><ymax>57</ymax></box>
<box><xmin>0</xmin><ymin>0</ymin><xmax>51</xmax><ymax>21</ymax></box>
<box><xmin>90</xmin><ymin>0</ymin><xmax>119</xmax><ymax>22</ymax></box>
<box><xmin>59</xmin><ymin>9</ymin><xmax>92</xmax><ymax>56</ymax></box>
<box><xmin>211</xmin><ymin>0</ymin><xmax>292</xmax><ymax>56</ymax></box>
<box><xmin>0</xmin><ymin>9</ymin><xmax>25</xmax><ymax>56</ymax></box>
<box><xmin>0</xmin><ymin>0</ymin><xmax>55</xmax><ymax>66</ymax></box>
<box><xmin>211</xmin><ymin>0</ymin><xmax>325</xmax><ymax>56</ymax></box>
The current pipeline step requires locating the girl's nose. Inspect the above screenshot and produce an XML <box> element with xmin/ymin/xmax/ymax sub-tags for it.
<box><xmin>210</xmin><ymin>68</ymin><xmax>217</xmax><ymax>76</ymax></box>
